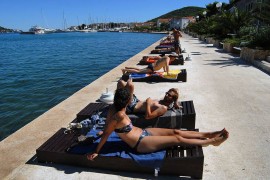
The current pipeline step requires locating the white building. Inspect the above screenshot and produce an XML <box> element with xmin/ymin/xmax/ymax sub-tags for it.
<box><xmin>170</xmin><ymin>17</ymin><xmax>195</xmax><ymax>30</ymax></box>
<box><xmin>157</xmin><ymin>19</ymin><xmax>170</xmax><ymax>28</ymax></box>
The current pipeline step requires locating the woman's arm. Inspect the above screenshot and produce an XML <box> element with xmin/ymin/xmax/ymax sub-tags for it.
<box><xmin>87</xmin><ymin>112</ymin><xmax>117</xmax><ymax>161</ymax></box>
<box><xmin>164</xmin><ymin>59</ymin><xmax>170</xmax><ymax>75</ymax></box>
<box><xmin>173</xmin><ymin>101</ymin><xmax>181</xmax><ymax>109</ymax></box>
<box><xmin>145</xmin><ymin>98</ymin><xmax>167</xmax><ymax>119</ymax></box>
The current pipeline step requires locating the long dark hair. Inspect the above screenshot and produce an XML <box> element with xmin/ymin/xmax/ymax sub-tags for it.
<box><xmin>168</xmin><ymin>88</ymin><xmax>180</xmax><ymax>108</ymax></box>
<box><xmin>114</xmin><ymin>88</ymin><xmax>130</xmax><ymax>111</ymax></box>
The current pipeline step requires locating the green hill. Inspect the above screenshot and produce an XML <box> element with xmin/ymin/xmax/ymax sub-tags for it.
<box><xmin>148</xmin><ymin>6</ymin><xmax>204</xmax><ymax>22</ymax></box>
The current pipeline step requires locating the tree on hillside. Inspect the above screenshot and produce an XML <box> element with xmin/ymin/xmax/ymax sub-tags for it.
<box><xmin>148</xmin><ymin>6</ymin><xmax>204</xmax><ymax>22</ymax></box>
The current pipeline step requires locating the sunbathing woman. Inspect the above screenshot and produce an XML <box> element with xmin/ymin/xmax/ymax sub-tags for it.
<box><xmin>117</xmin><ymin>78</ymin><xmax>180</xmax><ymax>119</ymax></box>
<box><xmin>121</xmin><ymin>55</ymin><xmax>177</xmax><ymax>76</ymax></box>
<box><xmin>150</xmin><ymin>47</ymin><xmax>175</xmax><ymax>54</ymax></box>
<box><xmin>87</xmin><ymin>88</ymin><xmax>229</xmax><ymax>160</ymax></box>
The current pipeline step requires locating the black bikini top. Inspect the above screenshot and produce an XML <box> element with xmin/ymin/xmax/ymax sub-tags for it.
<box><xmin>115</xmin><ymin>123</ymin><xmax>133</xmax><ymax>133</ymax></box>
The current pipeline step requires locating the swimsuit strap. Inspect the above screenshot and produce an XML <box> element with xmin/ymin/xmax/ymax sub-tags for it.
<box><xmin>126</xmin><ymin>94</ymin><xmax>139</xmax><ymax>114</ymax></box>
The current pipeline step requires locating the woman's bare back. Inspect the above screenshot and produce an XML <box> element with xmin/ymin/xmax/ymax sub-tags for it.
<box><xmin>153</xmin><ymin>56</ymin><xmax>169</xmax><ymax>71</ymax></box>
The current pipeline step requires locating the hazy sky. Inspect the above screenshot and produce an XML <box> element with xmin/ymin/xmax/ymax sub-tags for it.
<box><xmin>1</xmin><ymin>0</ymin><xmax>229</xmax><ymax>31</ymax></box>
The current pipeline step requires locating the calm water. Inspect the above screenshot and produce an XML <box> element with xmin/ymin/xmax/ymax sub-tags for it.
<box><xmin>0</xmin><ymin>32</ymin><xmax>165</xmax><ymax>141</ymax></box>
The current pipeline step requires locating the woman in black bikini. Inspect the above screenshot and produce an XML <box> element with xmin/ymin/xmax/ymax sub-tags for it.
<box><xmin>87</xmin><ymin>88</ymin><xmax>229</xmax><ymax>161</ymax></box>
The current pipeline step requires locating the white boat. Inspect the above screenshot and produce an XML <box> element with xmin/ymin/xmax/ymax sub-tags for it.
<box><xmin>21</xmin><ymin>26</ymin><xmax>55</xmax><ymax>34</ymax></box>
<box><xmin>79</xmin><ymin>29</ymin><xmax>97</xmax><ymax>33</ymax></box>
<box><xmin>109</xmin><ymin>27</ymin><xmax>123</xmax><ymax>32</ymax></box>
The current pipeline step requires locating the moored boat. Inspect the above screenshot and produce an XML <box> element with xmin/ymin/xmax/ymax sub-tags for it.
<box><xmin>20</xmin><ymin>26</ymin><xmax>55</xmax><ymax>35</ymax></box>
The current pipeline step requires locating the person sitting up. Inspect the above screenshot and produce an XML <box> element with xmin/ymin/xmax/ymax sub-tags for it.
<box><xmin>117</xmin><ymin>78</ymin><xmax>180</xmax><ymax>119</ymax></box>
<box><xmin>87</xmin><ymin>88</ymin><xmax>229</xmax><ymax>160</ymax></box>
<box><xmin>121</xmin><ymin>54</ymin><xmax>178</xmax><ymax>75</ymax></box>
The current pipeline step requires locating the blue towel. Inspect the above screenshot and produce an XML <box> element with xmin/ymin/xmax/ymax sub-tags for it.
<box><xmin>68</xmin><ymin>129</ymin><xmax>166</xmax><ymax>169</ymax></box>
<box><xmin>130</xmin><ymin>73</ymin><xmax>147</xmax><ymax>79</ymax></box>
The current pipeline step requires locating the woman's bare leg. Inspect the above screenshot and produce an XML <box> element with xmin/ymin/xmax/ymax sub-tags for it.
<box><xmin>122</xmin><ymin>67</ymin><xmax>151</xmax><ymax>74</ymax></box>
<box><xmin>136</xmin><ymin>131</ymin><xmax>229</xmax><ymax>153</ymax></box>
<box><xmin>122</xmin><ymin>68</ymin><xmax>138</xmax><ymax>74</ymax></box>
<box><xmin>121</xmin><ymin>68</ymin><xmax>141</xmax><ymax>74</ymax></box>
<box><xmin>175</xmin><ymin>128</ymin><xmax>227</xmax><ymax>139</ymax></box>
<box><xmin>125</xmin><ymin>67</ymin><xmax>140</xmax><ymax>70</ymax></box>
<box><xmin>146</xmin><ymin>128</ymin><xmax>227</xmax><ymax>139</ymax></box>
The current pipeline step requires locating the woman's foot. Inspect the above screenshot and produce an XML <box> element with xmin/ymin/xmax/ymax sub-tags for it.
<box><xmin>207</xmin><ymin>128</ymin><xmax>226</xmax><ymax>138</ymax></box>
<box><xmin>212</xmin><ymin>129</ymin><xmax>229</xmax><ymax>146</ymax></box>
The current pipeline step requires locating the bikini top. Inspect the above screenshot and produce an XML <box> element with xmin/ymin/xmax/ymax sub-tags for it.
<box><xmin>115</xmin><ymin>123</ymin><xmax>133</xmax><ymax>133</ymax></box>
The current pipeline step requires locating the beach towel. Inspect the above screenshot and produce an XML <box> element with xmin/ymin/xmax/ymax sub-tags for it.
<box><xmin>68</xmin><ymin>129</ymin><xmax>166</xmax><ymax>169</ymax></box>
<box><xmin>129</xmin><ymin>69</ymin><xmax>180</xmax><ymax>80</ymax></box>
<box><xmin>162</xmin><ymin>69</ymin><xmax>181</xmax><ymax>79</ymax></box>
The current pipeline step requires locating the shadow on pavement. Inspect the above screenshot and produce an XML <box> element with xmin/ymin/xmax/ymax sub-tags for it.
<box><xmin>203</xmin><ymin>57</ymin><xmax>250</xmax><ymax>68</ymax></box>
<box><xmin>26</xmin><ymin>155</ymin><xmax>193</xmax><ymax>180</ymax></box>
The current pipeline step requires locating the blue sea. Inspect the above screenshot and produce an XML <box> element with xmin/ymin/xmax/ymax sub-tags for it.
<box><xmin>0</xmin><ymin>32</ymin><xmax>165</xmax><ymax>141</ymax></box>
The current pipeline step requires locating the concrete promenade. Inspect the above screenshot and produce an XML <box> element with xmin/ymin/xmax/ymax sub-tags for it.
<box><xmin>1</xmin><ymin>33</ymin><xmax>270</xmax><ymax>179</ymax></box>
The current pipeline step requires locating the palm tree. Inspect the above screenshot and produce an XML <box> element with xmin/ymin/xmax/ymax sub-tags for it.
<box><xmin>228</xmin><ymin>8</ymin><xmax>252</xmax><ymax>35</ymax></box>
<box><xmin>251</xmin><ymin>0</ymin><xmax>270</xmax><ymax>25</ymax></box>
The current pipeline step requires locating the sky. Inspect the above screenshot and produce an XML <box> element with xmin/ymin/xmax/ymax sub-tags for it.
<box><xmin>1</xmin><ymin>0</ymin><xmax>229</xmax><ymax>31</ymax></box>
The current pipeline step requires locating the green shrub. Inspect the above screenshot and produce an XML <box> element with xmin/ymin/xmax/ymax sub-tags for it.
<box><xmin>223</xmin><ymin>38</ymin><xmax>241</xmax><ymax>46</ymax></box>
<box><xmin>239</xmin><ymin>26</ymin><xmax>256</xmax><ymax>42</ymax></box>
<box><xmin>248</xmin><ymin>26</ymin><xmax>270</xmax><ymax>50</ymax></box>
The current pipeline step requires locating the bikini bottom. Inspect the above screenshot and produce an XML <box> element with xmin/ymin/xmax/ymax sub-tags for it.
<box><xmin>133</xmin><ymin>129</ymin><xmax>152</xmax><ymax>152</ymax></box>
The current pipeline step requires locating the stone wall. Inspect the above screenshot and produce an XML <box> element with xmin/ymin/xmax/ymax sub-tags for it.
<box><xmin>223</xmin><ymin>43</ymin><xmax>234</xmax><ymax>53</ymax></box>
<box><xmin>240</xmin><ymin>47</ymin><xmax>270</xmax><ymax>62</ymax></box>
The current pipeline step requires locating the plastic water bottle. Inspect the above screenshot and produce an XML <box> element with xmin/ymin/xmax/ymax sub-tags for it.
<box><xmin>92</xmin><ymin>124</ymin><xmax>97</xmax><ymax>131</ymax></box>
<box><xmin>154</xmin><ymin>167</ymin><xmax>160</xmax><ymax>177</ymax></box>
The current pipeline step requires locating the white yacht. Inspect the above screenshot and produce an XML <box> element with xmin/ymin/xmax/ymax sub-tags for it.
<box><xmin>21</xmin><ymin>26</ymin><xmax>55</xmax><ymax>34</ymax></box>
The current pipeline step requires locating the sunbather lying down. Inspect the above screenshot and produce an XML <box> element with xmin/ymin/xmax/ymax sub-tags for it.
<box><xmin>150</xmin><ymin>47</ymin><xmax>175</xmax><ymax>54</ymax></box>
<box><xmin>121</xmin><ymin>54</ymin><xmax>178</xmax><ymax>76</ymax></box>
<box><xmin>140</xmin><ymin>52</ymin><xmax>181</xmax><ymax>65</ymax></box>
<box><xmin>117</xmin><ymin>78</ymin><xmax>180</xmax><ymax>119</ymax></box>
<box><xmin>87</xmin><ymin>88</ymin><xmax>229</xmax><ymax>160</ymax></box>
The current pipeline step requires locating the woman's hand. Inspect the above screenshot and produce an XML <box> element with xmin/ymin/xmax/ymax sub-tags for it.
<box><xmin>146</xmin><ymin>97</ymin><xmax>152</xmax><ymax>103</ymax></box>
<box><xmin>86</xmin><ymin>153</ymin><xmax>98</xmax><ymax>161</ymax></box>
